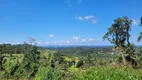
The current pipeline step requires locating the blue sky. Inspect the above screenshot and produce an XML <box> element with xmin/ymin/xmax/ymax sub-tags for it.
<box><xmin>0</xmin><ymin>0</ymin><xmax>142</xmax><ymax>45</ymax></box>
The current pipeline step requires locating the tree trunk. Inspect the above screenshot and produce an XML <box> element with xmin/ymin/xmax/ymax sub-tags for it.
<box><xmin>121</xmin><ymin>53</ymin><xmax>126</xmax><ymax>65</ymax></box>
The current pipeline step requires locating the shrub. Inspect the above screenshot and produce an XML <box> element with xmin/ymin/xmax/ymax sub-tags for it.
<box><xmin>68</xmin><ymin>65</ymin><xmax>79</xmax><ymax>73</ymax></box>
<box><xmin>35</xmin><ymin>66</ymin><xmax>61</xmax><ymax>80</ymax></box>
<box><xmin>76</xmin><ymin>60</ymin><xmax>83</xmax><ymax>68</ymax></box>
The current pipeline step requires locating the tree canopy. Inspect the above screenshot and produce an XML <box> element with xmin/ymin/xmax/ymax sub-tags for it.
<box><xmin>103</xmin><ymin>16</ymin><xmax>133</xmax><ymax>48</ymax></box>
<box><xmin>137</xmin><ymin>17</ymin><xmax>142</xmax><ymax>42</ymax></box>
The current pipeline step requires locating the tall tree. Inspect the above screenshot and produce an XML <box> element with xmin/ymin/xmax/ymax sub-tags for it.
<box><xmin>103</xmin><ymin>16</ymin><xmax>133</xmax><ymax>64</ymax></box>
<box><xmin>123</xmin><ymin>16</ymin><xmax>133</xmax><ymax>45</ymax></box>
<box><xmin>22</xmin><ymin>38</ymin><xmax>40</xmax><ymax>77</ymax></box>
<box><xmin>137</xmin><ymin>17</ymin><xmax>142</xmax><ymax>42</ymax></box>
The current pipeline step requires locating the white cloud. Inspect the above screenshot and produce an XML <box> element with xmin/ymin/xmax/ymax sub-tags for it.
<box><xmin>16</xmin><ymin>42</ymin><xmax>21</xmax><ymax>44</ymax></box>
<box><xmin>132</xmin><ymin>19</ymin><xmax>138</xmax><ymax>26</ymax></box>
<box><xmin>44</xmin><ymin>41</ymin><xmax>57</xmax><ymax>45</ymax></box>
<box><xmin>92</xmin><ymin>19</ymin><xmax>96</xmax><ymax>24</ymax></box>
<box><xmin>65</xmin><ymin>41</ymin><xmax>70</xmax><ymax>44</ymax></box>
<box><xmin>49</xmin><ymin>34</ymin><xmax>54</xmax><ymax>37</ymax></box>
<box><xmin>44</xmin><ymin>41</ymin><xmax>48</xmax><ymax>44</ymax></box>
<box><xmin>89</xmin><ymin>38</ymin><xmax>95</xmax><ymax>41</ymax></box>
<box><xmin>37</xmin><ymin>42</ymin><xmax>41</xmax><ymax>44</ymax></box>
<box><xmin>76</xmin><ymin>16</ymin><xmax>84</xmax><ymax>20</ymax></box>
<box><xmin>5</xmin><ymin>42</ymin><xmax>10</xmax><ymax>44</ymax></box>
<box><xmin>88</xmin><ymin>38</ymin><xmax>95</xmax><ymax>42</ymax></box>
<box><xmin>84</xmin><ymin>16</ymin><xmax>94</xmax><ymax>20</ymax></box>
<box><xmin>12</xmin><ymin>42</ymin><xmax>21</xmax><ymax>45</ymax></box>
<box><xmin>81</xmin><ymin>39</ymin><xmax>86</xmax><ymax>42</ymax></box>
<box><xmin>1</xmin><ymin>42</ymin><xmax>22</xmax><ymax>45</ymax></box>
<box><xmin>76</xmin><ymin>16</ymin><xmax>97</xmax><ymax>24</ymax></box>
<box><xmin>73</xmin><ymin>37</ymin><xmax>79</xmax><ymax>40</ymax></box>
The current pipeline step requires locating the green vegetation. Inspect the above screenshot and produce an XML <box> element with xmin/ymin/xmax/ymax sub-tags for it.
<box><xmin>73</xmin><ymin>67</ymin><xmax>142</xmax><ymax>80</ymax></box>
<box><xmin>138</xmin><ymin>17</ymin><xmax>142</xmax><ymax>42</ymax></box>
<box><xmin>1</xmin><ymin>17</ymin><xmax>142</xmax><ymax>80</ymax></box>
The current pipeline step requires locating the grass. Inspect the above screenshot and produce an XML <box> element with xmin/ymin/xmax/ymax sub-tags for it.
<box><xmin>73</xmin><ymin>67</ymin><xmax>142</xmax><ymax>80</ymax></box>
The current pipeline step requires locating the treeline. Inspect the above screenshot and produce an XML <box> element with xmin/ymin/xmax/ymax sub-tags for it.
<box><xmin>53</xmin><ymin>46</ymin><xmax>113</xmax><ymax>56</ymax></box>
<box><xmin>0</xmin><ymin>44</ymin><xmax>43</xmax><ymax>54</ymax></box>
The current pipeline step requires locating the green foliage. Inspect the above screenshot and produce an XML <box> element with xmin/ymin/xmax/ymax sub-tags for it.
<box><xmin>73</xmin><ymin>67</ymin><xmax>142</xmax><ymax>80</ymax></box>
<box><xmin>68</xmin><ymin>65</ymin><xmax>79</xmax><ymax>73</ymax></box>
<box><xmin>137</xmin><ymin>17</ymin><xmax>142</xmax><ymax>42</ymax></box>
<box><xmin>39</xmin><ymin>52</ymin><xmax>54</xmax><ymax>66</ymax></box>
<box><xmin>76</xmin><ymin>60</ymin><xmax>83</xmax><ymax>68</ymax></box>
<box><xmin>0</xmin><ymin>44</ymin><xmax>35</xmax><ymax>54</ymax></box>
<box><xmin>2</xmin><ymin>56</ymin><xmax>21</xmax><ymax>79</ymax></box>
<box><xmin>138</xmin><ymin>32</ymin><xmax>142</xmax><ymax>42</ymax></box>
<box><xmin>64</xmin><ymin>56</ymin><xmax>73</xmax><ymax>62</ymax></box>
<box><xmin>138</xmin><ymin>47</ymin><xmax>142</xmax><ymax>57</ymax></box>
<box><xmin>22</xmin><ymin>45</ymin><xmax>40</xmax><ymax>78</ymax></box>
<box><xmin>0</xmin><ymin>42</ymin><xmax>41</xmax><ymax>79</ymax></box>
<box><xmin>35</xmin><ymin>66</ymin><xmax>61</xmax><ymax>80</ymax></box>
<box><xmin>0</xmin><ymin>54</ymin><xmax>4</xmax><ymax>70</ymax></box>
<box><xmin>35</xmin><ymin>66</ymin><xmax>51</xmax><ymax>80</ymax></box>
<box><xmin>123</xmin><ymin>44</ymin><xmax>136</xmax><ymax>58</ymax></box>
<box><xmin>103</xmin><ymin>17</ymin><xmax>137</xmax><ymax>65</ymax></box>
<box><xmin>1</xmin><ymin>43</ymin><xmax>142</xmax><ymax>80</ymax></box>
<box><xmin>55</xmin><ymin>47</ymin><xmax>113</xmax><ymax>57</ymax></box>
<box><xmin>137</xmin><ymin>47</ymin><xmax>142</xmax><ymax>66</ymax></box>
<box><xmin>103</xmin><ymin>16</ymin><xmax>133</xmax><ymax>47</ymax></box>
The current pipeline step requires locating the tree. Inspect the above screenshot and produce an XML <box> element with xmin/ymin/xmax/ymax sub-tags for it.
<box><xmin>137</xmin><ymin>17</ymin><xmax>142</xmax><ymax>42</ymax></box>
<box><xmin>123</xmin><ymin>16</ymin><xmax>132</xmax><ymax>45</ymax></box>
<box><xmin>103</xmin><ymin>16</ymin><xmax>133</xmax><ymax>64</ymax></box>
<box><xmin>22</xmin><ymin>38</ymin><xmax>40</xmax><ymax>78</ymax></box>
<box><xmin>0</xmin><ymin>54</ymin><xmax>4</xmax><ymax>70</ymax></box>
<box><xmin>0</xmin><ymin>45</ymin><xmax>4</xmax><ymax>70</ymax></box>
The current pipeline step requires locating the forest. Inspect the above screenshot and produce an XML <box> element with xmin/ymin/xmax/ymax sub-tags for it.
<box><xmin>0</xmin><ymin>17</ymin><xmax>142</xmax><ymax>80</ymax></box>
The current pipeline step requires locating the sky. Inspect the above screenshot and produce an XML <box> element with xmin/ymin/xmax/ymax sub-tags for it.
<box><xmin>0</xmin><ymin>0</ymin><xmax>142</xmax><ymax>46</ymax></box>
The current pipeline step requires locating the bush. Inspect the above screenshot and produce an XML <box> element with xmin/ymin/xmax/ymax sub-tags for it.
<box><xmin>137</xmin><ymin>47</ymin><xmax>142</xmax><ymax>67</ymax></box>
<box><xmin>68</xmin><ymin>65</ymin><xmax>79</xmax><ymax>73</ymax></box>
<box><xmin>123</xmin><ymin>44</ymin><xmax>136</xmax><ymax>58</ymax></box>
<box><xmin>2</xmin><ymin>57</ymin><xmax>22</xmax><ymax>79</ymax></box>
<box><xmin>35</xmin><ymin>66</ymin><xmax>61</xmax><ymax>80</ymax></box>
<box><xmin>76</xmin><ymin>60</ymin><xmax>83</xmax><ymax>68</ymax></box>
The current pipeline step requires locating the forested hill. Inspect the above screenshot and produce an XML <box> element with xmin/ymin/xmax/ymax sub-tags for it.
<box><xmin>0</xmin><ymin>44</ymin><xmax>112</xmax><ymax>54</ymax></box>
<box><xmin>51</xmin><ymin>46</ymin><xmax>113</xmax><ymax>56</ymax></box>
<box><xmin>1</xmin><ymin>44</ymin><xmax>141</xmax><ymax>56</ymax></box>
<box><xmin>0</xmin><ymin>44</ymin><xmax>44</xmax><ymax>54</ymax></box>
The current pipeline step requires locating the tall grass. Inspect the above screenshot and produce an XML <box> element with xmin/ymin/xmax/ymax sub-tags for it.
<box><xmin>73</xmin><ymin>67</ymin><xmax>142</xmax><ymax>80</ymax></box>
